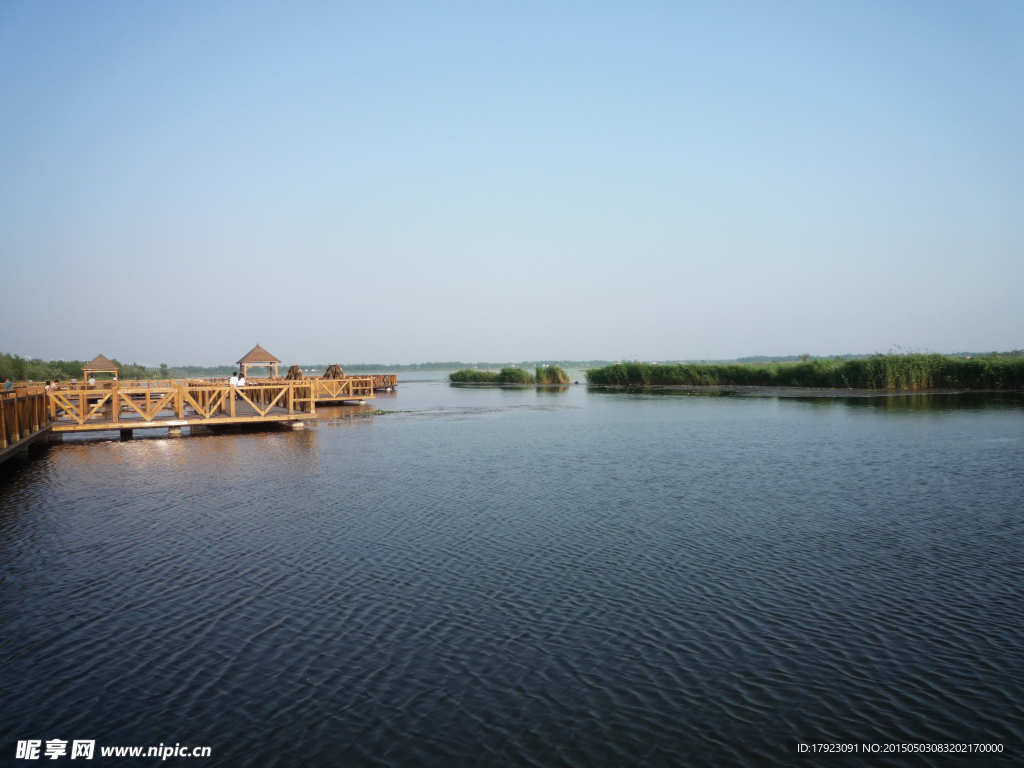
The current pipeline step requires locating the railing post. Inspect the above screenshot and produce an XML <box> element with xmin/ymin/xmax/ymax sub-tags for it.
<box><xmin>112</xmin><ymin>383</ymin><xmax>119</xmax><ymax>424</ymax></box>
<box><xmin>13</xmin><ymin>393</ymin><xmax>20</xmax><ymax>440</ymax></box>
<box><xmin>1</xmin><ymin>398</ymin><xmax>7</xmax><ymax>449</ymax></box>
<box><xmin>230</xmin><ymin>384</ymin><xmax>235</xmax><ymax>418</ymax></box>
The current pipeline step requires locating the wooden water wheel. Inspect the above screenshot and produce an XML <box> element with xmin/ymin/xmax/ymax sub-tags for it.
<box><xmin>285</xmin><ymin>365</ymin><xmax>304</xmax><ymax>380</ymax></box>
<box><xmin>323</xmin><ymin>364</ymin><xmax>345</xmax><ymax>379</ymax></box>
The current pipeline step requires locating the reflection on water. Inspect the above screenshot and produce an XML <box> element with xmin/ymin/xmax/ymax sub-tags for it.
<box><xmin>536</xmin><ymin>384</ymin><xmax>572</xmax><ymax>395</ymax></box>
<box><xmin>314</xmin><ymin>403</ymin><xmax>377</xmax><ymax>427</ymax></box>
<box><xmin>832</xmin><ymin>391</ymin><xmax>1024</xmax><ymax>412</ymax></box>
<box><xmin>594</xmin><ymin>384</ymin><xmax>1024</xmax><ymax>412</ymax></box>
<box><xmin>1</xmin><ymin>383</ymin><xmax>1021</xmax><ymax>767</ymax></box>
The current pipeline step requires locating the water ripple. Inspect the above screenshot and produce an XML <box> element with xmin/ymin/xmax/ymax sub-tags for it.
<box><xmin>1</xmin><ymin>389</ymin><xmax>1021</xmax><ymax>766</ymax></box>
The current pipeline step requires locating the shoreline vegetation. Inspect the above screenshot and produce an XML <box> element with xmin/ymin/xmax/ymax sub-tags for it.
<box><xmin>585</xmin><ymin>354</ymin><xmax>1024</xmax><ymax>390</ymax></box>
<box><xmin>450</xmin><ymin>366</ymin><xmax>571</xmax><ymax>385</ymax></box>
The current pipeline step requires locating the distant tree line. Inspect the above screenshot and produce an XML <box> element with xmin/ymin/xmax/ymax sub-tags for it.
<box><xmin>334</xmin><ymin>361</ymin><xmax>613</xmax><ymax>372</ymax></box>
<box><xmin>0</xmin><ymin>353</ymin><xmax>164</xmax><ymax>383</ymax></box>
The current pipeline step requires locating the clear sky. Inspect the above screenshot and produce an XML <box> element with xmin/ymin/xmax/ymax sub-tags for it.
<box><xmin>1</xmin><ymin>2</ymin><xmax>1022</xmax><ymax>366</ymax></box>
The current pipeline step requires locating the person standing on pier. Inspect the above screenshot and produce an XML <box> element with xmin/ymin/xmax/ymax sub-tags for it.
<box><xmin>229</xmin><ymin>372</ymin><xmax>238</xmax><ymax>388</ymax></box>
<box><xmin>3</xmin><ymin>379</ymin><xmax>11</xmax><ymax>390</ymax></box>
<box><xmin>238</xmin><ymin>373</ymin><xmax>246</xmax><ymax>387</ymax></box>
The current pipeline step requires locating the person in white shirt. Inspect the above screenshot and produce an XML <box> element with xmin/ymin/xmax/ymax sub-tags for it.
<box><xmin>229</xmin><ymin>372</ymin><xmax>239</xmax><ymax>387</ymax></box>
<box><xmin>237</xmin><ymin>374</ymin><xmax>246</xmax><ymax>387</ymax></box>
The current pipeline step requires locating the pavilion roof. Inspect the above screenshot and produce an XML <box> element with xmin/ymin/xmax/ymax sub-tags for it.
<box><xmin>237</xmin><ymin>344</ymin><xmax>281</xmax><ymax>365</ymax></box>
<box><xmin>83</xmin><ymin>354</ymin><xmax>118</xmax><ymax>372</ymax></box>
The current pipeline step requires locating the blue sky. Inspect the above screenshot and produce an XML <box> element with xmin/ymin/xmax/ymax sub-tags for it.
<box><xmin>1</xmin><ymin>2</ymin><xmax>1021</xmax><ymax>365</ymax></box>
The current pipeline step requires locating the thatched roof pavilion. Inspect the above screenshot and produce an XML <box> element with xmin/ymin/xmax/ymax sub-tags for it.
<box><xmin>83</xmin><ymin>354</ymin><xmax>119</xmax><ymax>380</ymax></box>
<box><xmin>237</xmin><ymin>344</ymin><xmax>281</xmax><ymax>378</ymax></box>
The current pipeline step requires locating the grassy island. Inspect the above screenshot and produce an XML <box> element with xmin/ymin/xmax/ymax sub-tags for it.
<box><xmin>585</xmin><ymin>354</ymin><xmax>1024</xmax><ymax>390</ymax></box>
<box><xmin>450</xmin><ymin>365</ymin><xmax>571</xmax><ymax>384</ymax></box>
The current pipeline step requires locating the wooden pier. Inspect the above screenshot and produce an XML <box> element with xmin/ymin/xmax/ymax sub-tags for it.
<box><xmin>0</xmin><ymin>345</ymin><xmax>400</xmax><ymax>466</ymax></box>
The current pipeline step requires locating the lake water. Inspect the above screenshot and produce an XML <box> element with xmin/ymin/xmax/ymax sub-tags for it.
<box><xmin>2</xmin><ymin>378</ymin><xmax>1022</xmax><ymax>766</ymax></box>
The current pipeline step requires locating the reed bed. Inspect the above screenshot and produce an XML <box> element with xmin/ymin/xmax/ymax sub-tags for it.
<box><xmin>535</xmin><ymin>365</ymin><xmax>571</xmax><ymax>384</ymax></box>
<box><xmin>585</xmin><ymin>355</ymin><xmax>1024</xmax><ymax>390</ymax></box>
<box><xmin>449</xmin><ymin>369</ymin><xmax>500</xmax><ymax>383</ymax></box>
<box><xmin>449</xmin><ymin>367</ymin><xmax>538</xmax><ymax>384</ymax></box>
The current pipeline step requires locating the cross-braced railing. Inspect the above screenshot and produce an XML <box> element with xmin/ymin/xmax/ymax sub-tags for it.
<box><xmin>247</xmin><ymin>376</ymin><xmax>376</xmax><ymax>400</ymax></box>
<box><xmin>47</xmin><ymin>380</ymin><xmax>318</xmax><ymax>427</ymax></box>
<box><xmin>42</xmin><ymin>372</ymin><xmax>388</xmax><ymax>428</ymax></box>
<box><xmin>314</xmin><ymin>377</ymin><xmax>374</xmax><ymax>399</ymax></box>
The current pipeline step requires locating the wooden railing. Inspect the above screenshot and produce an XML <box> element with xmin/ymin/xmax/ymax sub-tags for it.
<box><xmin>45</xmin><ymin>379</ymin><xmax>180</xmax><ymax>392</ymax></box>
<box><xmin>371</xmin><ymin>374</ymin><xmax>397</xmax><ymax>389</ymax></box>
<box><xmin>247</xmin><ymin>376</ymin><xmax>376</xmax><ymax>399</ymax></box>
<box><xmin>313</xmin><ymin>377</ymin><xmax>374</xmax><ymax>399</ymax></box>
<box><xmin>47</xmin><ymin>380</ymin><xmax>318</xmax><ymax>428</ymax></box>
<box><xmin>1</xmin><ymin>386</ymin><xmax>52</xmax><ymax>449</ymax></box>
